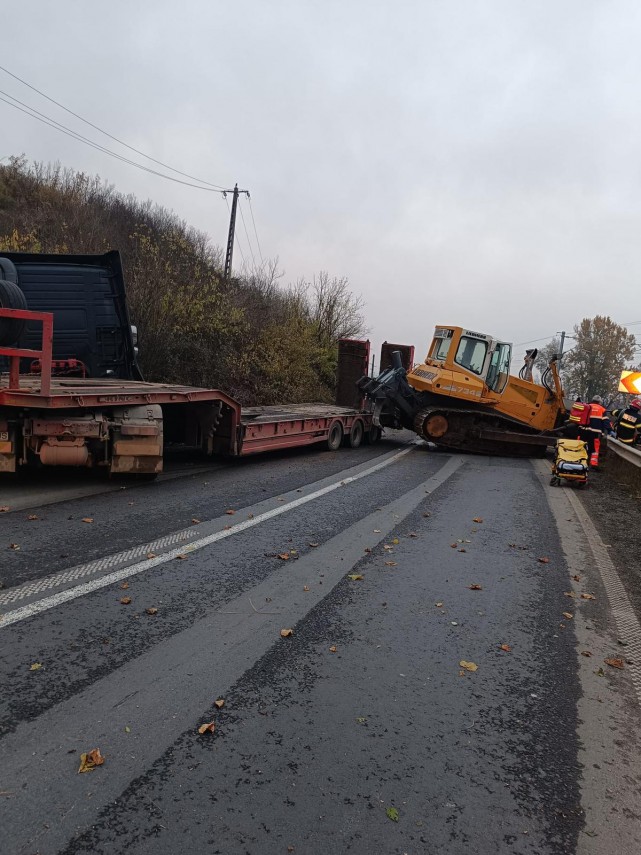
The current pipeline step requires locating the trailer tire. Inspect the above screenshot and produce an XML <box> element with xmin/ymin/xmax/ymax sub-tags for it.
<box><xmin>347</xmin><ymin>419</ymin><xmax>364</xmax><ymax>449</ymax></box>
<box><xmin>327</xmin><ymin>420</ymin><xmax>344</xmax><ymax>451</ymax></box>
<box><xmin>0</xmin><ymin>279</ymin><xmax>27</xmax><ymax>346</ymax></box>
<box><xmin>365</xmin><ymin>425</ymin><xmax>381</xmax><ymax>444</ymax></box>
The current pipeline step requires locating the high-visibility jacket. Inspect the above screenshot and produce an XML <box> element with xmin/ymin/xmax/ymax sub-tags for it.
<box><xmin>569</xmin><ymin>401</ymin><xmax>590</xmax><ymax>427</ymax></box>
<box><xmin>616</xmin><ymin>407</ymin><xmax>641</xmax><ymax>444</ymax></box>
<box><xmin>588</xmin><ymin>403</ymin><xmax>607</xmax><ymax>434</ymax></box>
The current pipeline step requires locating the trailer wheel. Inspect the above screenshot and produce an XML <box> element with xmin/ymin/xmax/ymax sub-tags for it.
<box><xmin>348</xmin><ymin>419</ymin><xmax>364</xmax><ymax>449</ymax></box>
<box><xmin>327</xmin><ymin>420</ymin><xmax>344</xmax><ymax>451</ymax></box>
<box><xmin>365</xmin><ymin>425</ymin><xmax>382</xmax><ymax>444</ymax></box>
<box><xmin>0</xmin><ymin>279</ymin><xmax>28</xmax><ymax>346</ymax></box>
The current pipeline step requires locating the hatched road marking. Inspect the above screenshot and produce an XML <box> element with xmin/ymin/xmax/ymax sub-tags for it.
<box><xmin>0</xmin><ymin>446</ymin><xmax>415</xmax><ymax>628</ymax></box>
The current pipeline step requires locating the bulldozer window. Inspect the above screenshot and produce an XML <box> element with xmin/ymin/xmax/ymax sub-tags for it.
<box><xmin>431</xmin><ymin>336</ymin><xmax>452</xmax><ymax>361</ymax></box>
<box><xmin>486</xmin><ymin>342</ymin><xmax>512</xmax><ymax>393</ymax></box>
<box><xmin>454</xmin><ymin>336</ymin><xmax>487</xmax><ymax>375</ymax></box>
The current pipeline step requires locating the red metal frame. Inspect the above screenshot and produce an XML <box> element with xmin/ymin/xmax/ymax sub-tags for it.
<box><xmin>0</xmin><ymin>308</ymin><xmax>53</xmax><ymax>397</ymax></box>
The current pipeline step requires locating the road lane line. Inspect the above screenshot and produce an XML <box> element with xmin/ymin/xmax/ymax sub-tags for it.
<box><xmin>0</xmin><ymin>446</ymin><xmax>415</xmax><ymax>627</ymax></box>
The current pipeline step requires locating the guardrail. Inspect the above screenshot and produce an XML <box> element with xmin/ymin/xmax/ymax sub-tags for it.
<box><xmin>606</xmin><ymin>436</ymin><xmax>641</xmax><ymax>490</ymax></box>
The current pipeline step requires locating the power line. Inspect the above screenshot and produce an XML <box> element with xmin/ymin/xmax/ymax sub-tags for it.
<box><xmin>0</xmin><ymin>63</ymin><xmax>226</xmax><ymax>190</ymax></box>
<box><xmin>247</xmin><ymin>195</ymin><xmax>265</xmax><ymax>265</ymax></box>
<box><xmin>514</xmin><ymin>335</ymin><xmax>556</xmax><ymax>347</ymax></box>
<box><xmin>0</xmin><ymin>91</ymin><xmax>225</xmax><ymax>192</ymax></box>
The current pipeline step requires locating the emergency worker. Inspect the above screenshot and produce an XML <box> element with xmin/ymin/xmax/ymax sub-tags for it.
<box><xmin>615</xmin><ymin>399</ymin><xmax>641</xmax><ymax>445</ymax></box>
<box><xmin>587</xmin><ymin>395</ymin><xmax>607</xmax><ymax>468</ymax></box>
<box><xmin>567</xmin><ymin>398</ymin><xmax>589</xmax><ymax>439</ymax></box>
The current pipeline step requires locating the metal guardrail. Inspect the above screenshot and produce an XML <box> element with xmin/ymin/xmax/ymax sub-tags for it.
<box><xmin>607</xmin><ymin>436</ymin><xmax>641</xmax><ymax>468</ymax></box>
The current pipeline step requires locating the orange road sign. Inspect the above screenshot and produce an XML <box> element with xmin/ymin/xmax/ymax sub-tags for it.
<box><xmin>618</xmin><ymin>371</ymin><xmax>641</xmax><ymax>394</ymax></box>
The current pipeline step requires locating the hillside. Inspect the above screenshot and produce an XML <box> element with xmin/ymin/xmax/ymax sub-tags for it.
<box><xmin>0</xmin><ymin>157</ymin><xmax>366</xmax><ymax>404</ymax></box>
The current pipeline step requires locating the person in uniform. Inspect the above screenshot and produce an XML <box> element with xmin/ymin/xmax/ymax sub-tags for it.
<box><xmin>615</xmin><ymin>399</ymin><xmax>641</xmax><ymax>445</ymax></box>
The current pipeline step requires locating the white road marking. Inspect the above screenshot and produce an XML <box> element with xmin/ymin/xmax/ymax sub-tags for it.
<box><xmin>0</xmin><ymin>446</ymin><xmax>414</xmax><ymax>628</ymax></box>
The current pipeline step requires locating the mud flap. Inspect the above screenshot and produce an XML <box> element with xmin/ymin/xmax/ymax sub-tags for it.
<box><xmin>109</xmin><ymin>404</ymin><xmax>163</xmax><ymax>475</ymax></box>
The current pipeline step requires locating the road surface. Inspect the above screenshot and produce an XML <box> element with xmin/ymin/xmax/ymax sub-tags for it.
<box><xmin>1</xmin><ymin>435</ymin><xmax>640</xmax><ymax>854</ymax></box>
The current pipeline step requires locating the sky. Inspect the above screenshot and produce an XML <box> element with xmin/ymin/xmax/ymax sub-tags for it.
<box><xmin>2</xmin><ymin>0</ymin><xmax>641</xmax><ymax>365</ymax></box>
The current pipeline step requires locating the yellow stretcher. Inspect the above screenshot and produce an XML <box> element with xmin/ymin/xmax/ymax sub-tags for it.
<box><xmin>550</xmin><ymin>439</ymin><xmax>589</xmax><ymax>488</ymax></box>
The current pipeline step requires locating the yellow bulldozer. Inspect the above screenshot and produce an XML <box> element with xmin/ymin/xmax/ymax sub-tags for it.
<box><xmin>358</xmin><ymin>325</ymin><xmax>567</xmax><ymax>455</ymax></box>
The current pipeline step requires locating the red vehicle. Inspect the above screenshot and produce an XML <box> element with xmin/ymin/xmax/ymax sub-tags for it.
<box><xmin>0</xmin><ymin>252</ymin><xmax>380</xmax><ymax>476</ymax></box>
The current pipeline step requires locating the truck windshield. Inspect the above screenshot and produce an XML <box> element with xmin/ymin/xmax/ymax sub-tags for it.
<box><xmin>454</xmin><ymin>336</ymin><xmax>487</xmax><ymax>375</ymax></box>
<box><xmin>486</xmin><ymin>342</ymin><xmax>512</xmax><ymax>392</ymax></box>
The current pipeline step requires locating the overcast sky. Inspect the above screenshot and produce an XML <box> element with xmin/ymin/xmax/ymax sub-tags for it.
<box><xmin>2</xmin><ymin>1</ymin><xmax>641</xmax><ymax>364</ymax></box>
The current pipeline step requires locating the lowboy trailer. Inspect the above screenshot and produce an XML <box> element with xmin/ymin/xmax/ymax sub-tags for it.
<box><xmin>0</xmin><ymin>252</ymin><xmax>378</xmax><ymax>476</ymax></box>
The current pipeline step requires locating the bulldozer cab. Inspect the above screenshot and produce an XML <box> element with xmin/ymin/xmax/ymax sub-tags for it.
<box><xmin>425</xmin><ymin>327</ymin><xmax>512</xmax><ymax>396</ymax></box>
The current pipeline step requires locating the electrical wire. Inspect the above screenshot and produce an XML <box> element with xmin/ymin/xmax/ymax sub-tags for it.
<box><xmin>0</xmin><ymin>63</ymin><xmax>226</xmax><ymax>190</ymax></box>
<box><xmin>0</xmin><ymin>91</ymin><xmax>226</xmax><ymax>192</ymax></box>
<box><xmin>238</xmin><ymin>197</ymin><xmax>257</xmax><ymax>271</ymax></box>
<box><xmin>514</xmin><ymin>335</ymin><xmax>556</xmax><ymax>347</ymax></box>
<box><xmin>247</xmin><ymin>195</ymin><xmax>264</xmax><ymax>265</ymax></box>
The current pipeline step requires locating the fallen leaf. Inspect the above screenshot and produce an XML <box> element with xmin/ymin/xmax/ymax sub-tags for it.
<box><xmin>564</xmin><ymin>591</ymin><xmax>575</xmax><ymax>598</ymax></box>
<box><xmin>214</xmin><ymin>699</ymin><xmax>225</xmax><ymax>709</ymax></box>
<box><xmin>225</xmin><ymin>509</ymin><xmax>236</xmax><ymax>515</ymax></box>
<box><xmin>373</xmin><ymin>529</ymin><xmax>381</xmax><ymax>533</ymax></box>
<box><xmin>120</xmin><ymin>581</ymin><xmax>130</xmax><ymax>589</ymax></box>
<box><xmin>347</xmin><ymin>574</ymin><xmax>364</xmax><ymax>581</ymax></box>
<box><xmin>27</xmin><ymin>514</ymin><xmax>38</xmax><ymax>521</ymax></box>
<box><xmin>423</xmin><ymin>512</ymin><xmax>431</xmax><ymax>517</ymax></box>
<box><xmin>450</xmin><ymin>543</ymin><xmax>458</xmax><ymax>549</ymax></box>
<box><xmin>303</xmin><ymin>585</ymin><xmax>310</xmax><ymax>592</ymax></box>
<box><xmin>191</xmin><ymin>518</ymin><xmax>200</xmax><ymax>524</ymax></box>
<box><xmin>472</xmin><ymin>517</ymin><xmax>483</xmax><ymax>523</ymax></box>
<box><xmin>392</xmin><ymin>538</ymin><xmax>399</xmax><ymax>545</ymax></box>
<box><xmin>356</xmin><ymin>716</ymin><xmax>367</xmax><ymax>724</ymax></box>
<box><xmin>175</xmin><ymin>554</ymin><xmax>188</xmax><ymax>560</ymax></box>
<box><xmin>581</xmin><ymin>651</ymin><xmax>593</xmax><ymax>657</ymax></box>
<box><xmin>581</xmin><ymin>593</ymin><xmax>595</xmax><ymax>600</ymax></box>
<box><xmin>146</xmin><ymin>552</ymin><xmax>156</xmax><ymax>560</ymax></box>
<box><xmin>562</xmin><ymin>612</ymin><xmax>573</xmax><ymax>620</ymax></box>
<box><xmin>309</xmin><ymin>542</ymin><xmax>319</xmax><ymax>548</ymax></box>
<box><xmin>499</xmin><ymin>644</ymin><xmax>511</xmax><ymax>652</ymax></box>
<box><xmin>0</xmin><ymin>506</ymin><xmax>9</xmax><ymax>512</ymax></box>
<box><xmin>459</xmin><ymin>660</ymin><xmax>478</xmax><ymax>672</ymax></box>
<box><xmin>145</xmin><ymin>607</ymin><xmax>158</xmax><ymax>615</ymax></box>
<box><xmin>78</xmin><ymin>748</ymin><xmax>105</xmax><ymax>773</ymax></box>
<box><xmin>605</xmin><ymin>658</ymin><xmax>625</xmax><ymax>670</ymax></box>
<box><xmin>468</xmin><ymin>584</ymin><xmax>482</xmax><ymax>590</ymax></box>
<box><xmin>29</xmin><ymin>662</ymin><xmax>42</xmax><ymax>671</ymax></box>
<box><xmin>435</xmin><ymin>602</ymin><xmax>444</xmax><ymax>607</ymax></box>
<box><xmin>408</xmin><ymin>532</ymin><xmax>418</xmax><ymax>538</ymax></box>
<box><xmin>573</xmin><ymin>574</ymin><xmax>581</xmax><ymax>581</ymax></box>
<box><xmin>329</xmin><ymin>645</ymin><xmax>337</xmax><ymax>653</ymax></box>
<box><xmin>124</xmin><ymin>726</ymin><xmax>131</xmax><ymax>733</ymax></box>
<box><xmin>81</xmin><ymin>518</ymin><xmax>94</xmax><ymax>524</ymax></box>
<box><xmin>537</xmin><ymin>557</ymin><xmax>550</xmax><ymax>564</ymax></box>
<box><xmin>9</xmin><ymin>543</ymin><xmax>19</xmax><ymax>550</ymax></box>
<box><xmin>198</xmin><ymin>720</ymin><xmax>216</xmax><ymax>734</ymax></box>
<box><xmin>386</xmin><ymin>806</ymin><xmax>399</xmax><ymax>822</ymax></box>
<box><xmin>280</xmin><ymin>628</ymin><xmax>293</xmax><ymax>637</ymax></box>
<box><xmin>458</xmin><ymin>548</ymin><xmax>467</xmax><ymax>553</ymax></box>
<box><xmin>120</xmin><ymin>596</ymin><xmax>132</xmax><ymax>605</ymax></box>
<box><xmin>385</xmin><ymin>561</ymin><xmax>397</xmax><ymax>567</ymax></box>
<box><xmin>277</xmin><ymin>553</ymin><xmax>290</xmax><ymax>561</ymax></box>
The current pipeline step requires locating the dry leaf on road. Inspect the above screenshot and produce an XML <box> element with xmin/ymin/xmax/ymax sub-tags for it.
<box><xmin>278</xmin><ymin>553</ymin><xmax>290</xmax><ymax>561</ymax></box>
<box><xmin>303</xmin><ymin>585</ymin><xmax>310</xmax><ymax>592</ymax></box>
<box><xmin>81</xmin><ymin>518</ymin><xmax>94</xmax><ymax>524</ymax></box>
<box><xmin>385</xmin><ymin>561</ymin><xmax>397</xmax><ymax>567</ymax></box>
<box><xmin>191</xmin><ymin>518</ymin><xmax>200</xmax><ymax>524</ymax></box>
<box><xmin>459</xmin><ymin>660</ymin><xmax>478</xmax><ymax>672</ymax></box>
<box><xmin>225</xmin><ymin>509</ymin><xmax>236</xmax><ymax>515</ymax></box>
<box><xmin>564</xmin><ymin>591</ymin><xmax>575</xmax><ymax>598</ymax></box>
<box><xmin>581</xmin><ymin>593</ymin><xmax>596</xmax><ymax>600</ymax></box>
<box><xmin>198</xmin><ymin>721</ymin><xmax>216</xmax><ymax>734</ymax></box>
<box><xmin>499</xmin><ymin>644</ymin><xmax>511</xmax><ymax>652</ymax></box>
<box><xmin>392</xmin><ymin>538</ymin><xmax>399</xmax><ymax>544</ymax></box>
<box><xmin>329</xmin><ymin>646</ymin><xmax>337</xmax><ymax>653</ymax></box>
<box><xmin>78</xmin><ymin>748</ymin><xmax>105</xmax><ymax>773</ymax></box>
<box><xmin>450</xmin><ymin>543</ymin><xmax>458</xmax><ymax>549</ymax></box>
<box><xmin>145</xmin><ymin>607</ymin><xmax>158</xmax><ymax>615</ymax></box>
<box><xmin>605</xmin><ymin>658</ymin><xmax>625</xmax><ymax>670</ymax></box>
<box><xmin>347</xmin><ymin>574</ymin><xmax>364</xmax><ymax>581</ymax></box>
<box><xmin>537</xmin><ymin>557</ymin><xmax>550</xmax><ymax>564</ymax></box>
<box><xmin>29</xmin><ymin>662</ymin><xmax>42</xmax><ymax>671</ymax></box>
<box><xmin>435</xmin><ymin>602</ymin><xmax>444</xmax><ymax>607</ymax></box>
<box><xmin>120</xmin><ymin>581</ymin><xmax>129</xmax><ymax>589</ymax></box>
<box><xmin>562</xmin><ymin>612</ymin><xmax>573</xmax><ymax>620</ymax></box>
<box><xmin>8</xmin><ymin>543</ymin><xmax>19</xmax><ymax>550</ymax></box>
<box><xmin>120</xmin><ymin>596</ymin><xmax>132</xmax><ymax>605</ymax></box>
<box><xmin>175</xmin><ymin>554</ymin><xmax>188</xmax><ymax>560</ymax></box>
<box><xmin>0</xmin><ymin>506</ymin><xmax>9</xmax><ymax>513</ymax></box>
<box><xmin>214</xmin><ymin>699</ymin><xmax>225</xmax><ymax>709</ymax></box>
<box><xmin>573</xmin><ymin>574</ymin><xmax>581</xmax><ymax>581</ymax></box>
<box><xmin>472</xmin><ymin>517</ymin><xmax>483</xmax><ymax>523</ymax></box>
<box><xmin>280</xmin><ymin>628</ymin><xmax>293</xmax><ymax>638</ymax></box>
<box><xmin>581</xmin><ymin>651</ymin><xmax>593</xmax><ymax>657</ymax></box>
<box><xmin>27</xmin><ymin>514</ymin><xmax>38</xmax><ymax>521</ymax></box>
<box><xmin>309</xmin><ymin>542</ymin><xmax>320</xmax><ymax>548</ymax></box>
<box><xmin>468</xmin><ymin>584</ymin><xmax>482</xmax><ymax>590</ymax></box>
<box><xmin>146</xmin><ymin>552</ymin><xmax>156</xmax><ymax>560</ymax></box>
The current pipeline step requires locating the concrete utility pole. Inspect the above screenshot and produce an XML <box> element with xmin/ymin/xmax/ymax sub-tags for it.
<box><xmin>557</xmin><ymin>330</ymin><xmax>566</xmax><ymax>365</ymax></box>
<box><xmin>223</xmin><ymin>184</ymin><xmax>250</xmax><ymax>282</ymax></box>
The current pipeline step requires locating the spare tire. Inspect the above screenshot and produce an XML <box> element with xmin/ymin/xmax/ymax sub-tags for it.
<box><xmin>0</xmin><ymin>279</ymin><xmax>27</xmax><ymax>346</ymax></box>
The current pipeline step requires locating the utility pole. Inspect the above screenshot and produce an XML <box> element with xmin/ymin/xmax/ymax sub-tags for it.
<box><xmin>222</xmin><ymin>184</ymin><xmax>250</xmax><ymax>282</ymax></box>
<box><xmin>557</xmin><ymin>330</ymin><xmax>566</xmax><ymax>364</ymax></box>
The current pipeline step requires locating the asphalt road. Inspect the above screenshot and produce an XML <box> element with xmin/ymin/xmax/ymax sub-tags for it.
<box><xmin>1</xmin><ymin>436</ymin><xmax>641</xmax><ymax>855</ymax></box>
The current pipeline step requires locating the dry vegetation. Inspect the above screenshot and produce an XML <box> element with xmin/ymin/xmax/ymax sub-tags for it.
<box><xmin>0</xmin><ymin>157</ymin><xmax>367</xmax><ymax>404</ymax></box>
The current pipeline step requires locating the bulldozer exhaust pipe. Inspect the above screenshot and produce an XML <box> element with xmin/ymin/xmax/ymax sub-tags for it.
<box><xmin>391</xmin><ymin>350</ymin><xmax>404</xmax><ymax>371</ymax></box>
